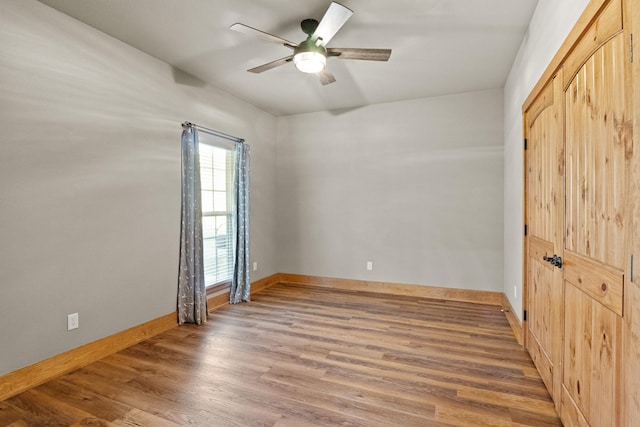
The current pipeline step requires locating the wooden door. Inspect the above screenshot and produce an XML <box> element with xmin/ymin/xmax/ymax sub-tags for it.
<box><xmin>624</xmin><ymin>0</ymin><xmax>640</xmax><ymax>424</ymax></box>
<box><xmin>524</xmin><ymin>74</ymin><xmax>564</xmax><ymax>407</ymax></box>
<box><xmin>560</xmin><ymin>1</ymin><xmax>632</xmax><ymax>423</ymax></box>
<box><xmin>522</xmin><ymin>0</ymin><xmax>637</xmax><ymax>424</ymax></box>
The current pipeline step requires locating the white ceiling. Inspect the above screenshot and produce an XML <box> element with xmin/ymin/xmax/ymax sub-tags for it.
<box><xmin>38</xmin><ymin>0</ymin><xmax>538</xmax><ymax>116</ymax></box>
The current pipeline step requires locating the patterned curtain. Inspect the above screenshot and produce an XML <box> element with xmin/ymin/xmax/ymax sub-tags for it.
<box><xmin>230</xmin><ymin>142</ymin><xmax>250</xmax><ymax>304</ymax></box>
<box><xmin>177</xmin><ymin>126</ymin><xmax>207</xmax><ymax>324</ymax></box>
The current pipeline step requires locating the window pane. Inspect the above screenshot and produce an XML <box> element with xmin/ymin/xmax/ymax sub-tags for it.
<box><xmin>201</xmin><ymin>190</ymin><xmax>214</xmax><ymax>213</ymax></box>
<box><xmin>202</xmin><ymin>216</ymin><xmax>216</xmax><ymax>239</ymax></box>
<box><xmin>213</xmin><ymin>169</ymin><xmax>226</xmax><ymax>191</ymax></box>
<box><xmin>213</xmin><ymin>191</ymin><xmax>227</xmax><ymax>212</ymax></box>
<box><xmin>203</xmin><ymin>234</ymin><xmax>217</xmax><ymax>286</ymax></box>
<box><xmin>200</xmin><ymin>146</ymin><xmax>213</xmax><ymax>186</ymax></box>
<box><xmin>215</xmin><ymin>215</ymin><xmax>228</xmax><ymax>237</ymax></box>
<box><xmin>213</xmin><ymin>147</ymin><xmax>227</xmax><ymax>169</ymax></box>
<box><xmin>201</xmin><ymin>166</ymin><xmax>213</xmax><ymax>191</ymax></box>
<box><xmin>202</xmin><ymin>214</ymin><xmax>234</xmax><ymax>287</ymax></box>
<box><xmin>200</xmin><ymin>144</ymin><xmax>213</xmax><ymax>157</ymax></box>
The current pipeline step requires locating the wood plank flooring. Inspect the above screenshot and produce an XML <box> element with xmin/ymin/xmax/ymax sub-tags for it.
<box><xmin>0</xmin><ymin>283</ymin><xmax>561</xmax><ymax>426</ymax></box>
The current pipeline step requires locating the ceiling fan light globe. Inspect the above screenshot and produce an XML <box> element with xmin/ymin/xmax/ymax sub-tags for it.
<box><xmin>293</xmin><ymin>51</ymin><xmax>326</xmax><ymax>73</ymax></box>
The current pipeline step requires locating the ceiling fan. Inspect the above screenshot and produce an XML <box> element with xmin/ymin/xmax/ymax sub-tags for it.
<box><xmin>230</xmin><ymin>2</ymin><xmax>392</xmax><ymax>85</ymax></box>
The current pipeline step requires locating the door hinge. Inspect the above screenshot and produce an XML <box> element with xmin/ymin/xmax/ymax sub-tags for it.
<box><xmin>524</xmin><ymin>138</ymin><xmax>528</xmax><ymax>150</ymax></box>
<box><xmin>523</xmin><ymin>310</ymin><xmax>527</xmax><ymax>321</ymax></box>
<box><xmin>631</xmin><ymin>254</ymin><xmax>634</xmax><ymax>282</ymax></box>
<box><xmin>524</xmin><ymin>224</ymin><xmax>528</xmax><ymax>236</ymax></box>
<box><xmin>631</xmin><ymin>34</ymin><xmax>634</xmax><ymax>63</ymax></box>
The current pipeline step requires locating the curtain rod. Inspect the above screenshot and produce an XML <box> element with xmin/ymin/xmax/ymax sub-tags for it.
<box><xmin>182</xmin><ymin>121</ymin><xmax>244</xmax><ymax>143</ymax></box>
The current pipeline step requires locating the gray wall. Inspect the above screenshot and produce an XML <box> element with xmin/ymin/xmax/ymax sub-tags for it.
<box><xmin>0</xmin><ymin>1</ymin><xmax>277</xmax><ymax>376</ymax></box>
<box><xmin>503</xmin><ymin>0</ymin><xmax>590</xmax><ymax>321</ymax></box>
<box><xmin>276</xmin><ymin>90</ymin><xmax>504</xmax><ymax>292</ymax></box>
<box><xmin>3</xmin><ymin>0</ymin><xmax>564</xmax><ymax>377</ymax></box>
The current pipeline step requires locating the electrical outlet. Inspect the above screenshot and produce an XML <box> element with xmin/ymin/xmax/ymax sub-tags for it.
<box><xmin>67</xmin><ymin>313</ymin><xmax>79</xmax><ymax>331</ymax></box>
<box><xmin>253</xmin><ymin>261</ymin><xmax>258</xmax><ymax>271</ymax></box>
<box><xmin>366</xmin><ymin>261</ymin><xmax>373</xmax><ymax>271</ymax></box>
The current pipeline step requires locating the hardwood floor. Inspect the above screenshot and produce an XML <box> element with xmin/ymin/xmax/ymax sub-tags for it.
<box><xmin>0</xmin><ymin>283</ymin><xmax>561</xmax><ymax>426</ymax></box>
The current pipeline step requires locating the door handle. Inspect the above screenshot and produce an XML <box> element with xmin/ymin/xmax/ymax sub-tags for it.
<box><xmin>542</xmin><ymin>254</ymin><xmax>563</xmax><ymax>269</ymax></box>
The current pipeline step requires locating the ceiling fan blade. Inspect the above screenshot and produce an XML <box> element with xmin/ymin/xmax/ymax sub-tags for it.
<box><xmin>317</xmin><ymin>68</ymin><xmax>337</xmax><ymax>85</ymax></box>
<box><xmin>311</xmin><ymin>2</ymin><xmax>353</xmax><ymax>46</ymax></box>
<box><xmin>327</xmin><ymin>48</ymin><xmax>392</xmax><ymax>61</ymax></box>
<box><xmin>230</xmin><ymin>23</ymin><xmax>297</xmax><ymax>48</ymax></box>
<box><xmin>248</xmin><ymin>56</ymin><xmax>293</xmax><ymax>73</ymax></box>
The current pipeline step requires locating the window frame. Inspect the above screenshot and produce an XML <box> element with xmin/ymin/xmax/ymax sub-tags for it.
<box><xmin>199</xmin><ymin>141</ymin><xmax>236</xmax><ymax>289</ymax></box>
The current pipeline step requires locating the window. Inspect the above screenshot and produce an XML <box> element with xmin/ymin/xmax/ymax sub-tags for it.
<box><xmin>199</xmin><ymin>142</ymin><xmax>235</xmax><ymax>287</ymax></box>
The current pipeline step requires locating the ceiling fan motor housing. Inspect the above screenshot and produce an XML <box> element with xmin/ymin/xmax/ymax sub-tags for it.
<box><xmin>294</xmin><ymin>38</ymin><xmax>327</xmax><ymax>57</ymax></box>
